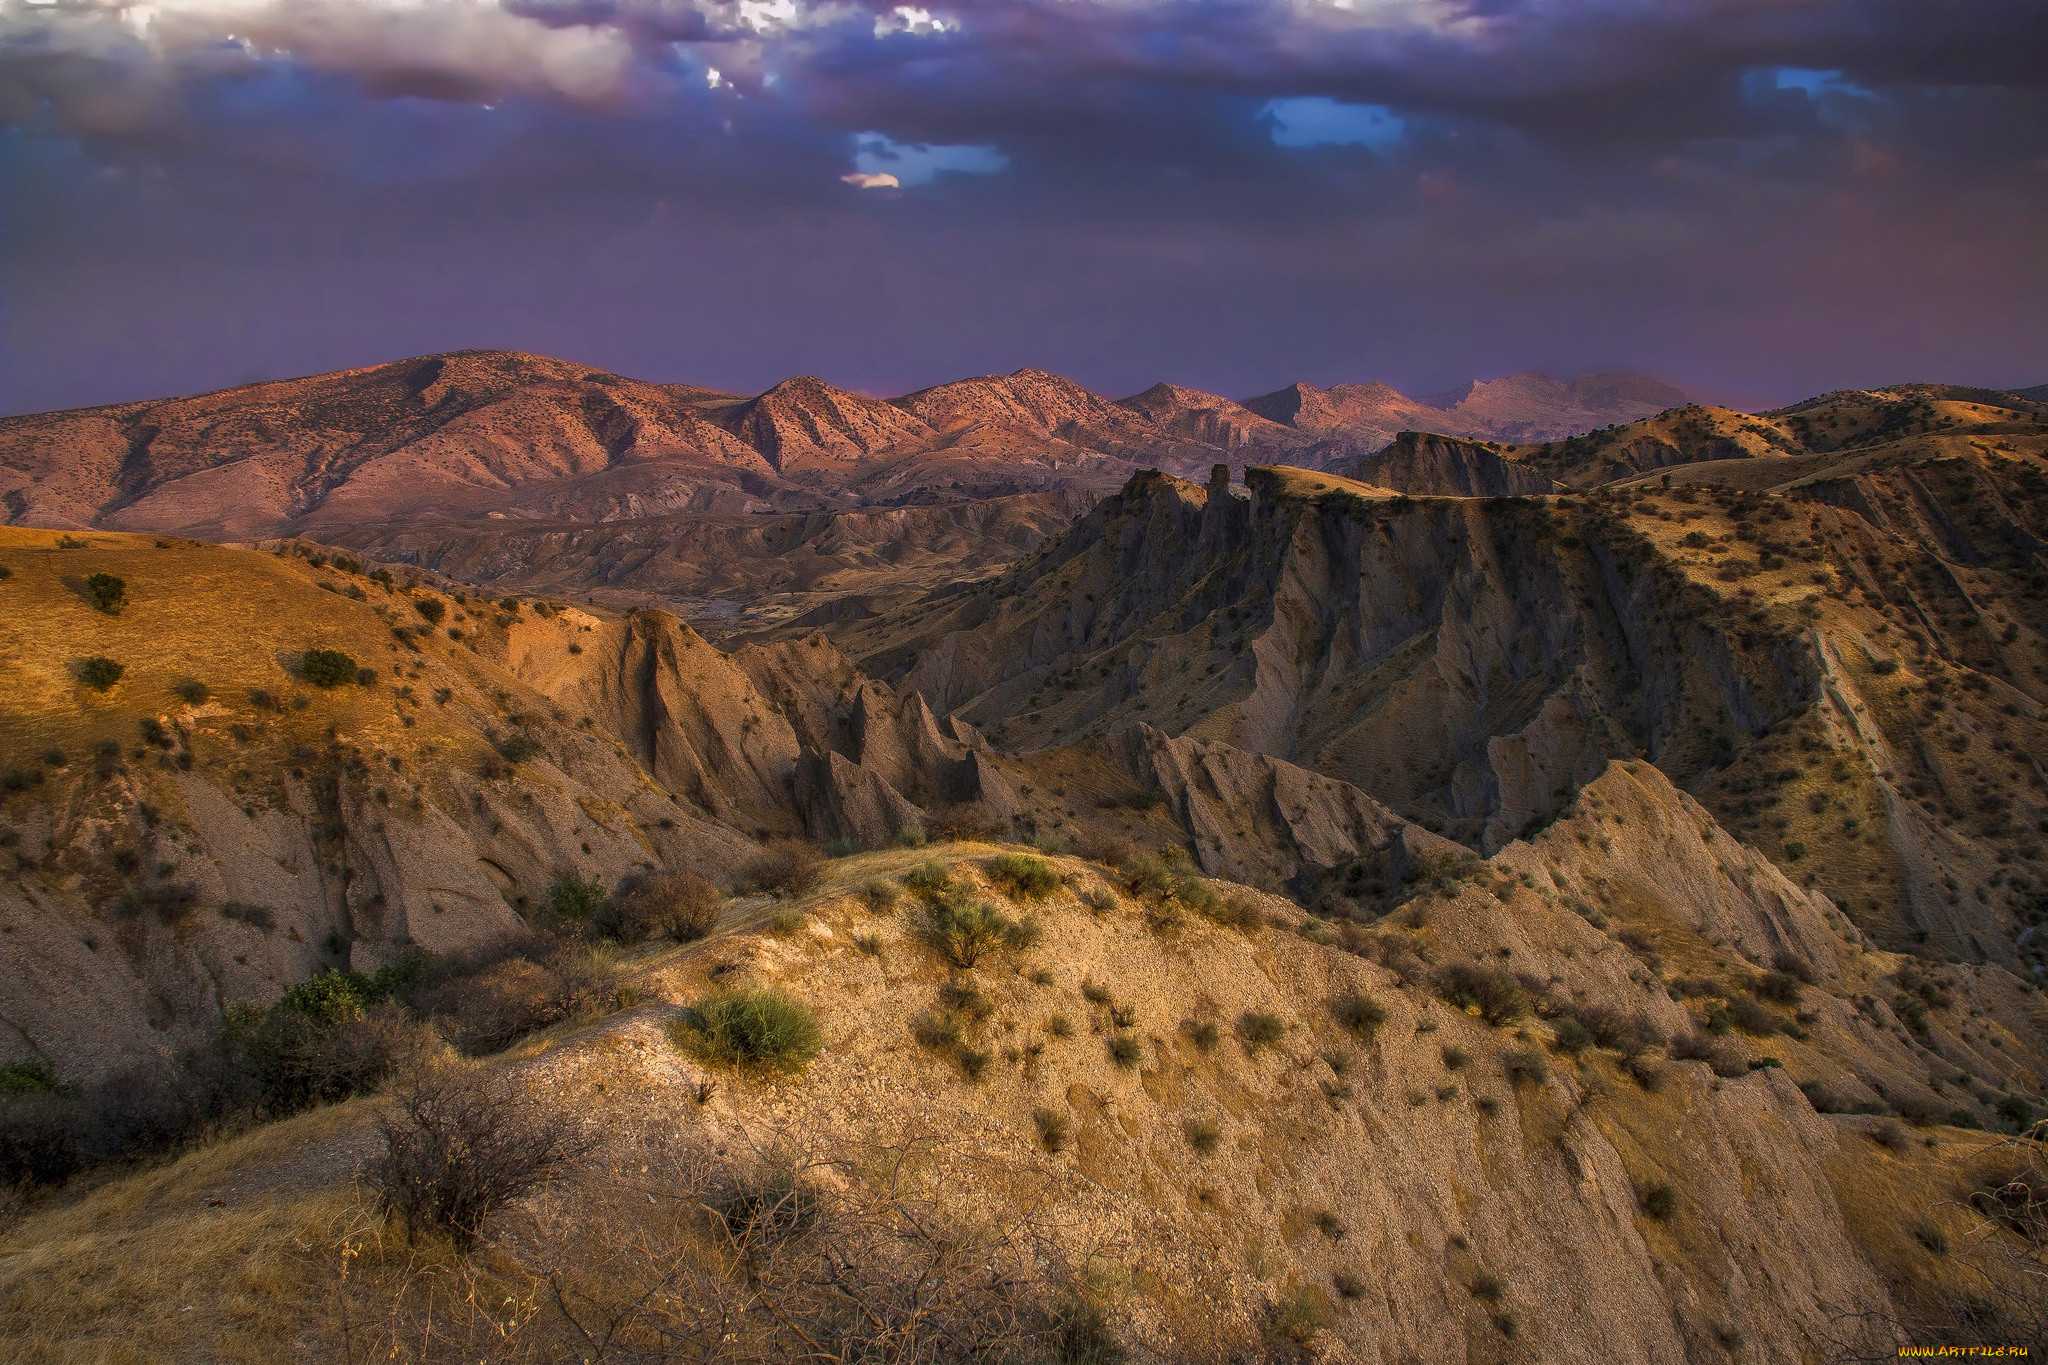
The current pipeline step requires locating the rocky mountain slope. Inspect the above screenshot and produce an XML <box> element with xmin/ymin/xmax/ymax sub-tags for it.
<box><xmin>1241</xmin><ymin>372</ymin><xmax>1688</xmax><ymax>459</ymax></box>
<box><xmin>1</xmin><ymin>351</ymin><xmax>1683</xmax><ymax>539</ymax></box>
<box><xmin>829</xmin><ymin>442</ymin><xmax>2048</xmax><ymax>969</ymax></box>
<box><xmin>3</xmin><ymin>767</ymin><xmax>2042</xmax><ymax>1360</ymax></box>
<box><xmin>317</xmin><ymin>489</ymin><xmax>1100</xmax><ymax>637</ymax></box>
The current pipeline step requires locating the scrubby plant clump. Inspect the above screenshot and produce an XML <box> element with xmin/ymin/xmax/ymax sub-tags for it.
<box><xmin>1334</xmin><ymin>992</ymin><xmax>1388</xmax><ymax>1039</ymax></box>
<box><xmin>84</xmin><ymin>572</ymin><xmax>125</xmax><ymax>613</ymax></box>
<box><xmin>603</xmin><ymin>871</ymin><xmax>721</xmax><ymax>943</ymax></box>
<box><xmin>76</xmin><ymin>656</ymin><xmax>124</xmax><ymax>690</ymax></box>
<box><xmin>537</xmin><ymin>875</ymin><xmax>608</xmax><ymax>928</ymax></box>
<box><xmin>673</xmin><ymin>989</ymin><xmax>823</xmax><ymax>1073</ymax></box>
<box><xmin>927</xmin><ymin>897</ymin><xmax>1022</xmax><ymax>969</ymax></box>
<box><xmin>300</xmin><ymin>648</ymin><xmax>359</xmax><ymax>687</ymax></box>
<box><xmin>733</xmin><ymin>840</ymin><xmax>826</xmax><ymax>899</ymax></box>
<box><xmin>985</xmin><ymin>853</ymin><xmax>1060</xmax><ymax>901</ymax></box>
<box><xmin>1434</xmin><ymin>963</ymin><xmax>1531</xmax><ymax>1026</ymax></box>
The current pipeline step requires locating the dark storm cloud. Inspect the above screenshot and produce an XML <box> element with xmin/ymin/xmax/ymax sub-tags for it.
<box><xmin>1</xmin><ymin>0</ymin><xmax>2044</xmax><ymax>416</ymax></box>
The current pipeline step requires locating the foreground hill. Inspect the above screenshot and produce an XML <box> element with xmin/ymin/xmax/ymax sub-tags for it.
<box><xmin>0</xmin><ymin>351</ymin><xmax>1684</xmax><ymax>538</ymax></box>
<box><xmin>2</xmin><ymin>790</ymin><xmax>2042</xmax><ymax>1359</ymax></box>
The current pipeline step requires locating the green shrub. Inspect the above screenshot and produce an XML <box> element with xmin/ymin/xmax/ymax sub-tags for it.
<box><xmin>1188</xmin><ymin>1020</ymin><xmax>1220</xmax><ymax>1051</ymax></box>
<box><xmin>1334</xmin><ymin>992</ymin><xmax>1388</xmax><ymax>1039</ymax></box>
<box><xmin>1504</xmin><ymin>1049</ymin><xmax>1549</xmax><ymax>1085</ymax></box>
<box><xmin>1172</xmin><ymin>872</ymin><xmax>1222</xmax><ymax>917</ymax></box>
<box><xmin>902</xmin><ymin>859</ymin><xmax>953</xmax><ymax>895</ymax></box>
<box><xmin>733</xmin><ymin>841</ymin><xmax>825</xmax><ymax>900</ymax></box>
<box><xmin>413</xmin><ymin>597</ymin><xmax>446</xmax><ymax>625</ymax></box>
<box><xmin>1033</xmin><ymin>1107</ymin><xmax>1070</xmax><ymax>1152</ymax></box>
<box><xmin>1434</xmin><ymin>963</ymin><xmax>1531</xmax><ymax>1026</ymax></box>
<box><xmin>0</xmin><ymin>1060</ymin><xmax>61</xmax><ymax>1097</ymax></box>
<box><xmin>1753</xmin><ymin>971</ymin><xmax>1804</xmax><ymax>1005</ymax></box>
<box><xmin>1237</xmin><ymin>1011</ymin><xmax>1285</xmax><ymax>1052</ymax></box>
<box><xmin>1107</xmin><ymin>1034</ymin><xmax>1142</xmax><ymax>1068</ymax></box>
<box><xmin>1204</xmin><ymin>892</ymin><xmax>1264</xmax><ymax>933</ymax></box>
<box><xmin>301</xmin><ymin>648</ymin><xmax>359</xmax><ymax>687</ymax></box>
<box><xmin>76</xmin><ymin>656</ymin><xmax>124</xmax><ymax>690</ymax></box>
<box><xmin>279</xmin><ymin>970</ymin><xmax>374</xmax><ymax>1028</ymax></box>
<box><xmin>1120</xmin><ymin>852</ymin><xmax>1175</xmax><ymax>899</ymax></box>
<box><xmin>927</xmin><ymin>898</ymin><xmax>1019</xmax><ymax>969</ymax></box>
<box><xmin>986</xmin><ymin>853</ymin><xmax>1060</xmax><ymax>901</ymax></box>
<box><xmin>84</xmin><ymin>572</ymin><xmax>125</xmax><ymax>613</ymax></box>
<box><xmin>1550</xmin><ymin>1018</ymin><xmax>1594</xmax><ymax>1056</ymax></box>
<box><xmin>673</xmin><ymin>989</ymin><xmax>822</xmax><ymax>1072</ymax></box>
<box><xmin>1271</xmin><ymin>1284</ymin><xmax>1335</xmax><ymax>1345</ymax></box>
<box><xmin>861</xmin><ymin>879</ymin><xmax>900</xmax><ymax>913</ymax></box>
<box><xmin>496</xmin><ymin>733</ymin><xmax>539</xmax><ymax>764</ymax></box>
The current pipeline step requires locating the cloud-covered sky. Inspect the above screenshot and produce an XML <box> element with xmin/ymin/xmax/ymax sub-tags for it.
<box><xmin>3</xmin><ymin>0</ymin><xmax>2045</xmax><ymax>415</ymax></box>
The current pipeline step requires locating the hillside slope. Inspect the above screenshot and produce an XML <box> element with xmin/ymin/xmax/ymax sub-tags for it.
<box><xmin>2</xmin><ymin>786</ymin><xmax>2041</xmax><ymax>1360</ymax></box>
<box><xmin>831</xmin><ymin>455</ymin><xmax>2048</xmax><ymax>965</ymax></box>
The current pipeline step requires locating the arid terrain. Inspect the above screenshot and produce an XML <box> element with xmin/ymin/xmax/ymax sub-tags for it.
<box><xmin>0</xmin><ymin>367</ymin><xmax>2045</xmax><ymax>1362</ymax></box>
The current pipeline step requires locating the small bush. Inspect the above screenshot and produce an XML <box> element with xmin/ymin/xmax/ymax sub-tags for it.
<box><xmin>1334</xmin><ymin>992</ymin><xmax>1388</xmax><ymax>1039</ymax></box>
<box><xmin>76</xmin><ymin>656</ymin><xmax>124</xmax><ymax>690</ymax></box>
<box><xmin>986</xmin><ymin>853</ymin><xmax>1060</xmax><ymax>901</ymax></box>
<box><xmin>1045</xmin><ymin>1013</ymin><xmax>1075</xmax><ymax>1038</ymax></box>
<box><xmin>1753</xmin><ymin>971</ymin><xmax>1804</xmax><ymax>1006</ymax></box>
<box><xmin>854</xmin><ymin>932</ymin><xmax>884</xmax><ymax>956</ymax></box>
<box><xmin>672</xmin><ymin>989</ymin><xmax>823</xmax><ymax>1073</ymax></box>
<box><xmin>1333</xmin><ymin>1273</ymin><xmax>1365</xmax><ymax>1301</ymax></box>
<box><xmin>1550</xmin><ymin>1018</ymin><xmax>1594</xmax><ymax>1056</ymax></box>
<box><xmin>927</xmin><ymin>898</ymin><xmax>1019</xmax><ymax>969</ymax></box>
<box><xmin>733</xmin><ymin>841</ymin><xmax>826</xmax><ymax>900</ymax></box>
<box><xmin>371</xmin><ymin>1066</ymin><xmax>591</xmax><ymax>1254</ymax></box>
<box><xmin>537</xmin><ymin>875</ymin><xmax>608</xmax><ymax>928</ymax></box>
<box><xmin>1441</xmin><ymin>1045</ymin><xmax>1470</xmax><ymax>1070</ymax></box>
<box><xmin>413</xmin><ymin>597</ymin><xmax>446</xmax><ymax>624</ymax></box>
<box><xmin>1469</xmin><ymin>1271</ymin><xmax>1503</xmax><ymax>1302</ymax></box>
<box><xmin>1504</xmin><ymin>1050</ymin><xmax>1549</xmax><ymax>1086</ymax></box>
<box><xmin>300</xmin><ymin>648</ymin><xmax>358</xmax><ymax>687</ymax></box>
<box><xmin>84</xmin><ymin>572</ymin><xmax>125</xmax><ymax>613</ymax></box>
<box><xmin>1107</xmin><ymin>1034</ymin><xmax>1142</xmax><ymax>1068</ymax></box>
<box><xmin>1639</xmin><ymin>1183</ymin><xmax>1678</xmax><ymax>1221</ymax></box>
<box><xmin>603</xmin><ymin>871</ymin><xmax>721</xmax><ymax>943</ymax></box>
<box><xmin>1033</xmin><ymin>1107</ymin><xmax>1070</xmax><ymax>1152</ymax></box>
<box><xmin>862</xmin><ymin>879</ymin><xmax>901</xmax><ymax>913</ymax></box>
<box><xmin>1186</xmin><ymin>1117</ymin><xmax>1221</xmax><ymax>1153</ymax></box>
<box><xmin>0</xmin><ymin>1061</ymin><xmax>61</xmax><ymax>1097</ymax></box>
<box><xmin>1727</xmin><ymin>997</ymin><xmax>1780</xmax><ymax>1037</ymax></box>
<box><xmin>1188</xmin><ymin>1019</ymin><xmax>1220</xmax><ymax>1051</ymax></box>
<box><xmin>1120</xmin><ymin>852</ymin><xmax>1176</xmax><ymax>900</ymax></box>
<box><xmin>173</xmin><ymin>678</ymin><xmax>209</xmax><ymax>704</ymax></box>
<box><xmin>1237</xmin><ymin>1011</ymin><xmax>1285</xmax><ymax>1052</ymax></box>
<box><xmin>496</xmin><ymin>733</ymin><xmax>540</xmax><ymax>764</ymax></box>
<box><xmin>1270</xmin><ymin>1284</ymin><xmax>1335</xmax><ymax>1345</ymax></box>
<box><xmin>903</xmin><ymin>859</ymin><xmax>953</xmax><ymax>895</ymax></box>
<box><xmin>1434</xmin><ymin>964</ymin><xmax>1530</xmax><ymax>1025</ymax></box>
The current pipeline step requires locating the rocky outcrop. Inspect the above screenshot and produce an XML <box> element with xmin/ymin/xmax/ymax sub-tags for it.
<box><xmin>1112</xmin><ymin>722</ymin><xmax>1463</xmax><ymax>887</ymax></box>
<box><xmin>1350</xmin><ymin>431</ymin><xmax>1564</xmax><ymax>496</ymax></box>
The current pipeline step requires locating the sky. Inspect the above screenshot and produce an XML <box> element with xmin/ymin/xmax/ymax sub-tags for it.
<box><xmin>3</xmin><ymin>0</ymin><xmax>2046</xmax><ymax>417</ymax></box>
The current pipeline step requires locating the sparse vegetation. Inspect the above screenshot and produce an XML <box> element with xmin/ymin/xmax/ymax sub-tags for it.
<box><xmin>84</xmin><ymin>572</ymin><xmax>125</xmax><ymax>613</ymax></box>
<box><xmin>300</xmin><ymin>647</ymin><xmax>359</xmax><ymax>687</ymax></box>
<box><xmin>1237</xmin><ymin>1011</ymin><xmax>1285</xmax><ymax>1052</ymax></box>
<box><xmin>926</xmin><ymin>896</ymin><xmax>1023</xmax><ymax>969</ymax></box>
<box><xmin>1334</xmin><ymin>991</ymin><xmax>1388</xmax><ymax>1039</ymax></box>
<box><xmin>75</xmin><ymin>655</ymin><xmax>124</xmax><ymax>690</ymax></box>
<box><xmin>602</xmin><ymin>871</ymin><xmax>721</xmax><ymax>943</ymax></box>
<box><xmin>672</xmin><ymin>989</ymin><xmax>823</xmax><ymax>1073</ymax></box>
<box><xmin>1434</xmin><ymin>963</ymin><xmax>1531</xmax><ymax>1025</ymax></box>
<box><xmin>370</xmin><ymin>1065</ymin><xmax>591</xmax><ymax>1254</ymax></box>
<box><xmin>733</xmin><ymin>840</ymin><xmax>826</xmax><ymax>899</ymax></box>
<box><xmin>985</xmin><ymin>852</ymin><xmax>1060</xmax><ymax>900</ymax></box>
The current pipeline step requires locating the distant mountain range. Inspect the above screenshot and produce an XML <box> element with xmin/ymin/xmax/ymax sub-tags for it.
<box><xmin>0</xmin><ymin>351</ymin><xmax>1686</xmax><ymax>538</ymax></box>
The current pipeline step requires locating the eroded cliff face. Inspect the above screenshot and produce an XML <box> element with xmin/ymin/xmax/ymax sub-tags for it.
<box><xmin>874</xmin><ymin>467</ymin><xmax>1812</xmax><ymax>850</ymax></box>
<box><xmin>843</xmin><ymin>457</ymin><xmax>2047</xmax><ymax>965</ymax></box>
